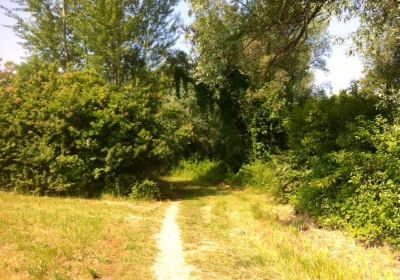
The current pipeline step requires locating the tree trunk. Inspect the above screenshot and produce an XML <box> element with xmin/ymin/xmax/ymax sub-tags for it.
<box><xmin>62</xmin><ymin>0</ymin><xmax>70</xmax><ymax>70</ymax></box>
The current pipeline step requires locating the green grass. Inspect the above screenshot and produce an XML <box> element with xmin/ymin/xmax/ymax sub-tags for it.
<box><xmin>2</xmin><ymin>159</ymin><xmax>400</xmax><ymax>280</ymax></box>
<box><xmin>170</xmin><ymin>179</ymin><xmax>400</xmax><ymax>279</ymax></box>
<box><xmin>0</xmin><ymin>192</ymin><xmax>166</xmax><ymax>279</ymax></box>
<box><xmin>171</xmin><ymin>159</ymin><xmax>227</xmax><ymax>185</ymax></box>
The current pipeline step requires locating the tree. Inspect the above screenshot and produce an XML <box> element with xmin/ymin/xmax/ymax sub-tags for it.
<box><xmin>187</xmin><ymin>0</ymin><xmax>333</xmax><ymax>165</ymax></box>
<box><xmin>0</xmin><ymin>60</ymin><xmax>16</xmax><ymax>91</ymax></box>
<box><xmin>349</xmin><ymin>0</ymin><xmax>400</xmax><ymax>116</ymax></box>
<box><xmin>189</xmin><ymin>0</ymin><xmax>334</xmax><ymax>87</ymax></box>
<box><xmin>349</xmin><ymin>0</ymin><xmax>399</xmax><ymax>90</ymax></box>
<box><xmin>1</xmin><ymin>0</ymin><xmax>79</xmax><ymax>70</ymax></box>
<box><xmin>72</xmin><ymin>0</ymin><xmax>180</xmax><ymax>85</ymax></box>
<box><xmin>2</xmin><ymin>0</ymin><xmax>180</xmax><ymax>84</ymax></box>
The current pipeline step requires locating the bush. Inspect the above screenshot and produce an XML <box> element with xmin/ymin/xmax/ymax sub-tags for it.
<box><xmin>235</xmin><ymin>123</ymin><xmax>400</xmax><ymax>246</ymax></box>
<box><xmin>0</xmin><ymin>60</ymin><xmax>192</xmax><ymax>196</ymax></box>
<box><xmin>291</xmin><ymin>144</ymin><xmax>400</xmax><ymax>246</ymax></box>
<box><xmin>230</xmin><ymin>157</ymin><xmax>304</xmax><ymax>201</ymax></box>
<box><xmin>130</xmin><ymin>180</ymin><xmax>161</xmax><ymax>200</ymax></box>
<box><xmin>281</xmin><ymin>89</ymin><xmax>400</xmax><ymax>246</ymax></box>
<box><xmin>230</xmin><ymin>160</ymin><xmax>276</xmax><ymax>188</ymax></box>
<box><xmin>287</xmin><ymin>91</ymin><xmax>380</xmax><ymax>162</ymax></box>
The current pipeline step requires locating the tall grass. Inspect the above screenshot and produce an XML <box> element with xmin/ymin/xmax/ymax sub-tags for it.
<box><xmin>171</xmin><ymin>159</ymin><xmax>228</xmax><ymax>185</ymax></box>
<box><xmin>0</xmin><ymin>192</ymin><xmax>165</xmax><ymax>279</ymax></box>
<box><xmin>178</xmin><ymin>184</ymin><xmax>400</xmax><ymax>280</ymax></box>
<box><xmin>230</xmin><ymin>160</ymin><xmax>272</xmax><ymax>186</ymax></box>
<box><xmin>171</xmin><ymin>161</ymin><xmax>400</xmax><ymax>279</ymax></box>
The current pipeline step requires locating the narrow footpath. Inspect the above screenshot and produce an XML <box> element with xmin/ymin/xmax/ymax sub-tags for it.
<box><xmin>153</xmin><ymin>201</ymin><xmax>193</xmax><ymax>280</ymax></box>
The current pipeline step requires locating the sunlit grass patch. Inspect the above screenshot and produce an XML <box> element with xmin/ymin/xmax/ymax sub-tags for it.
<box><xmin>0</xmin><ymin>192</ymin><xmax>166</xmax><ymax>279</ymax></box>
<box><xmin>171</xmin><ymin>159</ymin><xmax>228</xmax><ymax>185</ymax></box>
<box><xmin>178</xmin><ymin>181</ymin><xmax>400</xmax><ymax>280</ymax></box>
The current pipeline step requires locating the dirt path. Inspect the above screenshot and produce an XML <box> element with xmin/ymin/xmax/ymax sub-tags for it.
<box><xmin>153</xmin><ymin>201</ymin><xmax>193</xmax><ymax>280</ymax></box>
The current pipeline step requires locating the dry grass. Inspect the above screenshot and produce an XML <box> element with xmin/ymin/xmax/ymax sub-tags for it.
<box><xmin>0</xmin><ymin>192</ymin><xmax>166</xmax><ymax>280</ymax></box>
<box><xmin>177</xmin><ymin>181</ymin><xmax>400</xmax><ymax>280</ymax></box>
<box><xmin>3</xmin><ymin>176</ymin><xmax>399</xmax><ymax>280</ymax></box>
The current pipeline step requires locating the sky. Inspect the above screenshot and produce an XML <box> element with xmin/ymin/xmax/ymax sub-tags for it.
<box><xmin>313</xmin><ymin>17</ymin><xmax>363</xmax><ymax>93</ymax></box>
<box><xmin>0</xmin><ymin>0</ymin><xmax>26</xmax><ymax>64</ymax></box>
<box><xmin>0</xmin><ymin>0</ymin><xmax>363</xmax><ymax>93</ymax></box>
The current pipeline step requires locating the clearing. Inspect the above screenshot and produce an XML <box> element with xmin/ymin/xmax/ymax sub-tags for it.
<box><xmin>0</xmin><ymin>176</ymin><xmax>399</xmax><ymax>279</ymax></box>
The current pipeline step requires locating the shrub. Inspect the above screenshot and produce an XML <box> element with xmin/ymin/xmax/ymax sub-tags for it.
<box><xmin>284</xmin><ymin>101</ymin><xmax>400</xmax><ymax>246</ymax></box>
<box><xmin>230</xmin><ymin>160</ymin><xmax>276</xmax><ymax>189</ymax></box>
<box><xmin>0</xmin><ymin>61</ymin><xmax>192</xmax><ymax>196</ymax></box>
<box><xmin>230</xmin><ymin>157</ymin><xmax>303</xmax><ymax>201</ymax></box>
<box><xmin>245</xmin><ymin>75</ymin><xmax>290</xmax><ymax>160</ymax></box>
<box><xmin>287</xmin><ymin>91</ymin><xmax>380</xmax><ymax>162</ymax></box>
<box><xmin>130</xmin><ymin>180</ymin><xmax>161</xmax><ymax>200</ymax></box>
<box><xmin>235</xmin><ymin>120</ymin><xmax>400</xmax><ymax>246</ymax></box>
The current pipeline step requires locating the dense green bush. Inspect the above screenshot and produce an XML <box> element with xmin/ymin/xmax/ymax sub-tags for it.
<box><xmin>229</xmin><ymin>156</ymin><xmax>303</xmax><ymax>202</ymax></box>
<box><xmin>130</xmin><ymin>180</ymin><xmax>161</xmax><ymax>200</ymax></box>
<box><xmin>235</xmin><ymin>122</ymin><xmax>400</xmax><ymax>246</ymax></box>
<box><xmin>271</xmin><ymin>90</ymin><xmax>400</xmax><ymax>246</ymax></box>
<box><xmin>0</xmin><ymin>61</ymin><xmax>192</xmax><ymax>196</ymax></box>
<box><xmin>245</xmin><ymin>72</ymin><xmax>290</xmax><ymax>160</ymax></box>
<box><xmin>287</xmin><ymin>89</ymin><xmax>380</xmax><ymax>162</ymax></box>
<box><xmin>222</xmin><ymin>89</ymin><xmax>400</xmax><ymax>246</ymax></box>
<box><xmin>291</xmin><ymin>117</ymin><xmax>400</xmax><ymax>246</ymax></box>
<box><xmin>230</xmin><ymin>160</ymin><xmax>276</xmax><ymax>189</ymax></box>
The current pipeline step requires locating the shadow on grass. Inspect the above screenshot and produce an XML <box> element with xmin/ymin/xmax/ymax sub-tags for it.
<box><xmin>158</xmin><ymin>178</ymin><xmax>234</xmax><ymax>201</ymax></box>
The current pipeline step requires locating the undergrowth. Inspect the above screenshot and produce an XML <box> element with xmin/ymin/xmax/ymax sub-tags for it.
<box><xmin>174</xmin><ymin>156</ymin><xmax>400</xmax><ymax>248</ymax></box>
<box><xmin>171</xmin><ymin>159</ymin><xmax>228</xmax><ymax>185</ymax></box>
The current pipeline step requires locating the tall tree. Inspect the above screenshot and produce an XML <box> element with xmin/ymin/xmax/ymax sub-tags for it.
<box><xmin>2</xmin><ymin>0</ymin><xmax>180</xmax><ymax>83</ymax></box>
<box><xmin>190</xmin><ymin>0</ymin><xmax>334</xmax><ymax>88</ymax></box>
<box><xmin>1</xmin><ymin>0</ymin><xmax>79</xmax><ymax>70</ymax></box>
<box><xmin>343</xmin><ymin>0</ymin><xmax>400</xmax><ymax>117</ymax></box>
<box><xmin>73</xmin><ymin>0</ymin><xmax>180</xmax><ymax>85</ymax></box>
<box><xmin>353</xmin><ymin>0</ymin><xmax>400</xmax><ymax>91</ymax></box>
<box><xmin>188</xmin><ymin>0</ymin><xmax>333</xmax><ymax>166</ymax></box>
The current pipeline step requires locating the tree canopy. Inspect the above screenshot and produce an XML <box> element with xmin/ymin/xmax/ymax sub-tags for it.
<box><xmin>2</xmin><ymin>0</ymin><xmax>180</xmax><ymax>84</ymax></box>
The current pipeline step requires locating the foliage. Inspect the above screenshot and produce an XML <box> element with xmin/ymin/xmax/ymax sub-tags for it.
<box><xmin>130</xmin><ymin>180</ymin><xmax>161</xmax><ymax>200</ymax></box>
<box><xmin>0</xmin><ymin>60</ymin><xmax>192</xmax><ymax>196</ymax></box>
<box><xmin>290</xmin><ymin>119</ymin><xmax>400</xmax><ymax>246</ymax></box>
<box><xmin>190</xmin><ymin>0</ymin><xmax>332</xmax><ymax>87</ymax></box>
<box><xmin>187</xmin><ymin>0</ymin><xmax>331</xmax><ymax>168</ymax></box>
<box><xmin>170</xmin><ymin>93</ymin><xmax>223</xmax><ymax>159</ymax></box>
<box><xmin>230</xmin><ymin>160</ymin><xmax>277</xmax><ymax>189</ymax></box>
<box><xmin>352</xmin><ymin>0</ymin><xmax>400</xmax><ymax>112</ymax></box>
<box><xmin>2</xmin><ymin>0</ymin><xmax>180</xmax><ymax>83</ymax></box>
<box><xmin>287</xmin><ymin>87</ymin><xmax>381</xmax><ymax>161</ymax></box>
<box><xmin>229</xmin><ymin>155</ymin><xmax>303</xmax><ymax>203</ymax></box>
<box><xmin>224</xmin><ymin>86</ymin><xmax>400</xmax><ymax>246</ymax></box>
<box><xmin>244</xmin><ymin>71</ymin><xmax>291</xmax><ymax>159</ymax></box>
<box><xmin>269</xmin><ymin>88</ymin><xmax>400</xmax><ymax>246</ymax></box>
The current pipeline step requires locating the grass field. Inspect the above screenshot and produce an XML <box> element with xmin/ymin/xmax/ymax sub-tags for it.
<box><xmin>164</xmin><ymin>180</ymin><xmax>400</xmax><ymax>280</ymax></box>
<box><xmin>0</xmin><ymin>192</ymin><xmax>166</xmax><ymax>280</ymax></box>
<box><xmin>1</xmin><ymin>174</ymin><xmax>400</xmax><ymax>280</ymax></box>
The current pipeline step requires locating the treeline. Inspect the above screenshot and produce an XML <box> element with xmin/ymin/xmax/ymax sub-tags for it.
<box><xmin>1</xmin><ymin>0</ymin><xmax>400</xmax><ymax>245</ymax></box>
